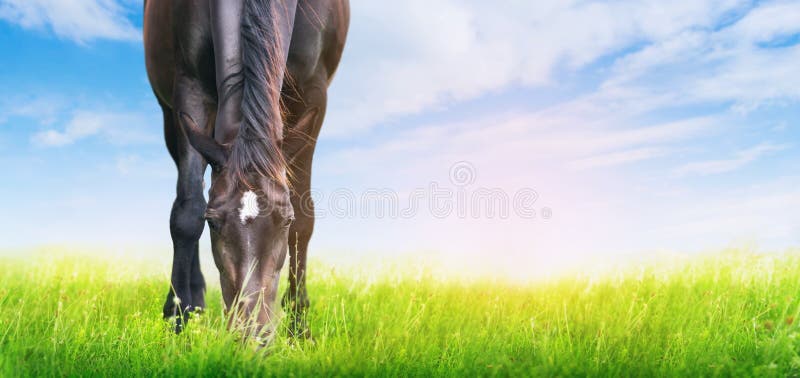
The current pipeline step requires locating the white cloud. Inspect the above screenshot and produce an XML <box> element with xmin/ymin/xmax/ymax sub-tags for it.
<box><xmin>0</xmin><ymin>0</ymin><xmax>140</xmax><ymax>43</ymax></box>
<box><xmin>326</xmin><ymin>0</ymin><xmax>753</xmax><ymax>134</ymax></box>
<box><xmin>0</xmin><ymin>95</ymin><xmax>65</xmax><ymax>125</ymax></box>
<box><xmin>723</xmin><ymin>0</ymin><xmax>800</xmax><ymax>44</ymax></box>
<box><xmin>673</xmin><ymin>143</ymin><xmax>789</xmax><ymax>177</ymax></box>
<box><xmin>601</xmin><ymin>1</ymin><xmax>800</xmax><ymax>114</ymax></box>
<box><xmin>319</xmin><ymin>110</ymin><xmax>719</xmax><ymax>186</ymax></box>
<box><xmin>32</xmin><ymin>110</ymin><xmax>157</xmax><ymax>146</ymax></box>
<box><xmin>568</xmin><ymin>148</ymin><xmax>668</xmax><ymax>170</ymax></box>
<box><xmin>694</xmin><ymin>45</ymin><xmax>800</xmax><ymax>113</ymax></box>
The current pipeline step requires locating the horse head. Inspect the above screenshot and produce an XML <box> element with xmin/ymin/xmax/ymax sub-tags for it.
<box><xmin>181</xmin><ymin>112</ymin><xmax>294</xmax><ymax>340</ymax></box>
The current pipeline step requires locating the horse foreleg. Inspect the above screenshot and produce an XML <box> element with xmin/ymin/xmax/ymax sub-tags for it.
<box><xmin>282</xmin><ymin>81</ymin><xmax>327</xmax><ymax>339</ymax></box>
<box><xmin>163</xmin><ymin>77</ymin><xmax>214</xmax><ymax>333</ymax></box>
<box><xmin>283</xmin><ymin>177</ymin><xmax>314</xmax><ymax>338</ymax></box>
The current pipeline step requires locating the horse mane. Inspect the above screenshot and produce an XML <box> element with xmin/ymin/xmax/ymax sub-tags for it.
<box><xmin>228</xmin><ymin>0</ymin><xmax>290</xmax><ymax>187</ymax></box>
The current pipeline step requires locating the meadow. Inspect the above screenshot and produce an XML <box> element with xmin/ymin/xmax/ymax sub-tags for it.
<box><xmin>3</xmin><ymin>249</ymin><xmax>800</xmax><ymax>376</ymax></box>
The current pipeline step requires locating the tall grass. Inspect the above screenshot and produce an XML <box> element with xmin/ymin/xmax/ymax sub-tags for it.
<box><xmin>2</xmin><ymin>250</ymin><xmax>800</xmax><ymax>376</ymax></box>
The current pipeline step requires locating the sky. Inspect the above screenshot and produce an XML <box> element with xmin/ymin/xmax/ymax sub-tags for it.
<box><xmin>1</xmin><ymin>0</ymin><xmax>799</xmax><ymax>275</ymax></box>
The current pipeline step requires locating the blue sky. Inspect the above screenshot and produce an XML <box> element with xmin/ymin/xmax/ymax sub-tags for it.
<box><xmin>1</xmin><ymin>0</ymin><xmax>799</xmax><ymax>274</ymax></box>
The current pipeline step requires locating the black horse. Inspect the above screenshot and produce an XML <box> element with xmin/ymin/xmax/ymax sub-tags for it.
<box><xmin>144</xmin><ymin>0</ymin><xmax>349</xmax><ymax>337</ymax></box>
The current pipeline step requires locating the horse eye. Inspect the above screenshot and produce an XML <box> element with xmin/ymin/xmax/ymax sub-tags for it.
<box><xmin>284</xmin><ymin>216</ymin><xmax>295</xmax><ymax>228</ymax></box>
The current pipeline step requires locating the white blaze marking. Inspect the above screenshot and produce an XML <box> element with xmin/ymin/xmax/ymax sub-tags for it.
<box><xmin>239</xmin><ymin>190</ymin><xmax>260</xmax><ymax>224</ymax></box>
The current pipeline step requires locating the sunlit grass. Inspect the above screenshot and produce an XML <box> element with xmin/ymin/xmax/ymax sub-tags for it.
<box><xmin>3</xmin><ymin>249</ymin><xmax>800</xmax><ymax>376</ymax></box>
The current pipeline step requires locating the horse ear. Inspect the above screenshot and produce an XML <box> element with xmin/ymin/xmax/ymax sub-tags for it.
<box><xmin>178</xmin><ymin>112</ymin><xmax>229</xmax><ymax>169</ymax></box>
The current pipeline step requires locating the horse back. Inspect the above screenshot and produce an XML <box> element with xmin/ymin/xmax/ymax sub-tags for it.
<box><xmin>144</xmin><ymin>0</ymin><xmax>349</xmax><ymax>109</ymax></box>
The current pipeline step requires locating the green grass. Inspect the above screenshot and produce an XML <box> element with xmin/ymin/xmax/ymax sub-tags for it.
<box><xmin>3</xmin><ymin>250</ymin><xmax>800</xmax><ymax>376</ymax></box>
